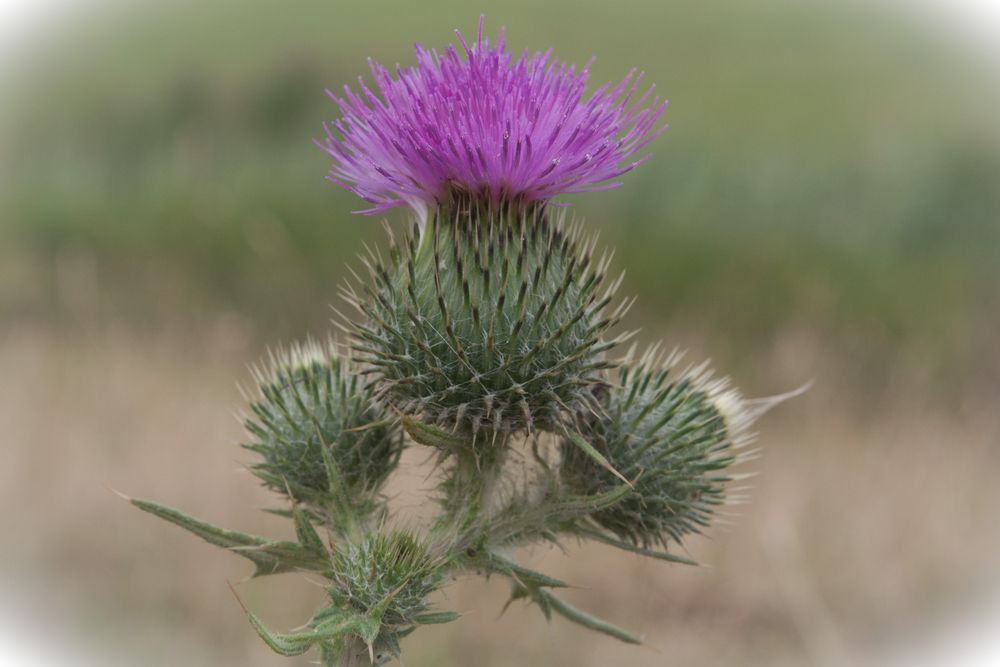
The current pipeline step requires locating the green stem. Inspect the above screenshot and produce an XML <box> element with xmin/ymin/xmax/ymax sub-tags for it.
<box><xmin>433</xmin><ymin>436</ymin><xmax>508</xmax><ymax>545</ymax></box>
<box><xmin>339</xmin><ymin>635</ymin><xmax>372</xmax><ymax>667</ymax></box>
<box><xmin>478</xmin><ymin>441</ymin><xmax>508</xmax><ymax>518</ymax></box>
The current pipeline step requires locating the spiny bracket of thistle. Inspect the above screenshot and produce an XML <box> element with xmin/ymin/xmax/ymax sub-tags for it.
<box><xmin>344</xmin><ymin>197</ymin><xmax>634</xmax><ymax>475</ymax></box>
<box><xmin>560</xmin><ymin>346</ymin><xmax>760</xmax><ymax>558</ymax></box>
<box><xmin>241</xmin><ymin>338</ymin><xmax>403</xmax><ymax>532</ymax></box>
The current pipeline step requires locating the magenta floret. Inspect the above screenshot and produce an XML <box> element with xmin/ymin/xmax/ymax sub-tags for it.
<box><xmin>317</xmin><ymin>16</ymin><xmax>668</xmax><ymax>217</ymax></box>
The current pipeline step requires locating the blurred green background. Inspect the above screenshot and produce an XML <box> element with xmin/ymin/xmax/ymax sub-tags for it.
<box><xmin>2</xmin><ymin>1</ymin><xmax>999</xmax><ymax>666</ymax></box>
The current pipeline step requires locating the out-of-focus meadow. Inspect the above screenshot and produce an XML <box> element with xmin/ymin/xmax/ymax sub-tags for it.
<box><xmin>2</xmin><ymin>1</ymin><xmax>999</xmax><ymax>665</ymax></box>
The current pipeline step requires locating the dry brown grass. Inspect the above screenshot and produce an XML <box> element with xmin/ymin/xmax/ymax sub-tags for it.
<box><xmin>2</xmin><ymin>321</ymin><xmax>998</xmax><ymax>666</ymax></box>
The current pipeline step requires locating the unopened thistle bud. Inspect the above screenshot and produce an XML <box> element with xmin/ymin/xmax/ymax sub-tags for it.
<box><xmin>311</xmin><ymin>529</ymin><xmax>455</xmax><ymax>664</ymax></box>
<box><xmin>561</xmin><ymin>349</ymin><xmax>755</xmax><ymax>549</ymax></box>
<box><xmin>329</xmin><ymin>530</ymin><xmax>445</xmax><ymax>628</ymax></box>
<box><xmin>242</xmin><ymin>339</ymin><xmax>403</xmax><ymax>515</ymax></box>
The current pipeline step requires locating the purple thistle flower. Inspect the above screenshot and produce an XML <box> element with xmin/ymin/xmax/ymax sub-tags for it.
<box><xmin>317</xmin><ymin>16</ymin><xmax>668</xmax><ymax>221</ymax></box>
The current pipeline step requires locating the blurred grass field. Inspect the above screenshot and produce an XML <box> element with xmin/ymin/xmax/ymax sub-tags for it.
<box><xmin>2</xmin><ymin>0</ymin><xmax>999</xmax><ymax>665</ymax></box>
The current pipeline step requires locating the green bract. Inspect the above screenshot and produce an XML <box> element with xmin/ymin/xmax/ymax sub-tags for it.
<box><xmin>242</xmin><ymin>340</ymin><xmax>402</xmax><ymax>517</ymax></box>
<box><xmin>562</xmin><ymin>350</ymin><xmax>752</xmax><ymax>549</ymax></box>
<box><xmin>348</xmin><ymin>199</ymin><xmax>629</xmax><ymax>439</ymax></box>
<box><xmin>329</xmin><ymin>530</ymin><xmax>444</xmax><ymax>629</ymax></box>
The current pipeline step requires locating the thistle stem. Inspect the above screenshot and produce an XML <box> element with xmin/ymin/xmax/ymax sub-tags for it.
<box><xmin>478</xmin><ymin>443</ymin><xmax>508</xmax><ymax>518</ymax></box>
<box><xmin>467</xmin><ymin>440</ymin><xmax>509</xmax><ymax>514</ymax></box>
<box><xmin>339</xmin><ymin>635</ymin><xmax>372</xmax><ymax>667</ymax></box>
<box><xmin>431</xmin><ymin>437</ymin><xmax>509</xmax><ymax>556</ymax></box>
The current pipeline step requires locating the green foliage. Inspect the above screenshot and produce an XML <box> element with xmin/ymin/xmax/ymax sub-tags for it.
<box><xmin>349</xmin><ymin>198</ymin><xmax>628</xmax><ymax>439</ymax></box>
<box><xmin>242</xmin><ymin>602</ymin><xmax>409</xmax><ymax>665</ymax></box>
<box><xmin>131</xmin><ymin>218</ymin><xmax>769</xmax><ymax>664</ymax></box>
<box><xmin>242</xmin><ymin>338</ymin><xmax>403</xmax><ymax>519</ymax></box>
<box><xmin>133</xmin><ymin>233</ymin><xmax>762</xmax><ymax>664</ymax></box>
<box><xmin>561</xmin><ymin>349</ymin><xmax>747</xmax><ymax>550</ymax></box>
<box><xmin>508</xmin><ymin>584</ymin><xmax>642</xmax><ymax>645</ymax></box>
<box><xmin>130</xmin><ymin>498</ymin><xmax>331</xmax><ymax>577</ymax></box>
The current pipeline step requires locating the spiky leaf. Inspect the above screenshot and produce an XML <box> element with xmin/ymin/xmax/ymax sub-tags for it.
<box><xmin>132</xmin><ymin>498</ymin><xmax>330</xmax><ymax>576</ymax></box>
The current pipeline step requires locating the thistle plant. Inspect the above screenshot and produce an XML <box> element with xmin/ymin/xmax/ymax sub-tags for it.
<box><xmin>133</xmin><ymin>17</ymin><xmax>774</xmax><ymax>665</ymax></box>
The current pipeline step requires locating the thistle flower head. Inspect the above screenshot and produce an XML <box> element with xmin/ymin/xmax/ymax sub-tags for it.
<box><xmin>318</xmin><ymin>16</ymin><xmax>668</xmax><ymax>219</ymax></box>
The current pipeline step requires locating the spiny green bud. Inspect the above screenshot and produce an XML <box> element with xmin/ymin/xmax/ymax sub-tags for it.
<box><xmin>328</xmin><ymin>529</ymin><xmax>448</xmax><ymax>632</ymax></box>
<box><xmin>349</xmin><ymin>198</ymin><xmax>630</xmax><ymax>440</ymax></box>
<box><xmin>241</xmin><ymin>338</ymin><xmax>403</xmax><ymax>514</ymax></box>
<box><xmin>561</xmin><ymin>347</ymin><xmax>755</xmax><ymax>550</ymax></box>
